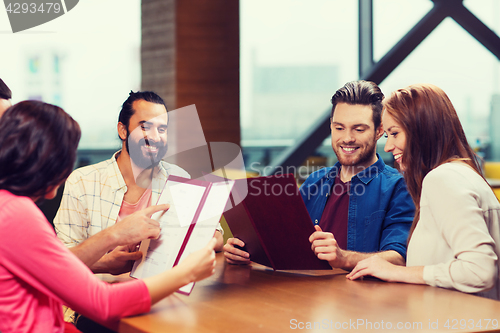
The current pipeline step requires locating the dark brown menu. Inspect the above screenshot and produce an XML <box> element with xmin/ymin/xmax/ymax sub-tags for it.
<box><xmin>223</xmin><ymin>174</ymin><xmax>331</xmax><ymax>270</ymax></box>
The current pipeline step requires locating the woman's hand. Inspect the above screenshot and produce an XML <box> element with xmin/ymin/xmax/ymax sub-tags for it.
<box><xmin>179</xmin><ymin>237</ymin><xmax>217</xmax><ymax>283</ymax></box>
<box><xmin>346</xmin><ymin>255</ymin><xmax>400</xmax><ymax>282</ymax></box>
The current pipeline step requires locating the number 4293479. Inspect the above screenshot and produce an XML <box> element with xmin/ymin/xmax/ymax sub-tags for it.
<box><xmin>443</xmin><ymin>319</ymin><xmax>498</xmax><ymax>330</ymax></box>
<box><xmin>6</xmin><ymin>3</ymin><xmax>62</xmax><ymax>14</ymax></box>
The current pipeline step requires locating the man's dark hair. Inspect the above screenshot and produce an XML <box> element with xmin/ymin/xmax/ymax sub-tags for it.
<box><xmin>331</xmin><ymin>80</ymin><xmax>384</xmax><ymax>129</ymax></box>
<box><xmin>0</xmin><ymin>78</ymin><xmax>12</xmax><ymax>100</ymax></box>
<box><xmin>118</xmin><ymin>90</ymin><xmax>167</xmax><ymax>129</ymax></box>
<box><xmin>0</xmin><ymin>101</ymin><xmax>81</xmax><ymax>199</ymax></box>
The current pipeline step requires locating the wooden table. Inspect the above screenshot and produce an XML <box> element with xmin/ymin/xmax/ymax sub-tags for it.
<box><xmin>119</xmin><ymin>253</ymin><xmax>500</xmax><ymax>333</ymax></box>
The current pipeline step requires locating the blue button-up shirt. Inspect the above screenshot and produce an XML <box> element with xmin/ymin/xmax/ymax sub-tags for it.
<box><xmin>300</xmin><ymin>155</ymin><xmax>415</xmax><ymax>259</ymax></box>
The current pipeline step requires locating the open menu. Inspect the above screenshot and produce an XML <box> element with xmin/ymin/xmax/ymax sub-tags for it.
<box><xmin>130</xmin><ymin>175</ymin><xmax>234</xmax><ymax>295</ymax></box>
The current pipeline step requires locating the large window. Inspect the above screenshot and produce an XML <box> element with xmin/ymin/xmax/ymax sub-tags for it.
<box><xmin>0</xmin><ymin>0</ymin><xmax>141</xmax><ymax>150</ymax></box>
<box><xmin>240</xmin><ymin>0</ymin><xmax>358</xmax><ymax>170</ymax></box>
<box><xmin>240</xmin><ymin>0</ymin><xmax>500</xmax><ymax>170</ymax></box>
<box><xmin>376</xmin><ymin>0</ymin><xmax>500</xmax><ymax>160</ymax></box>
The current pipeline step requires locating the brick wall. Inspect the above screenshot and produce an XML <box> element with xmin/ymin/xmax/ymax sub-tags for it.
<box><xmin>141</xmin><ymin>0</ymin><xmax>240</xmax><ymax>145</ymax></box>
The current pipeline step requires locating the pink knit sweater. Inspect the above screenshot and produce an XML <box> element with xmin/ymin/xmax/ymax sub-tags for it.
<box><xmin>0</xmin><ymin>190</ymin><xmax>151</xmax><ymax>332</ymax></box>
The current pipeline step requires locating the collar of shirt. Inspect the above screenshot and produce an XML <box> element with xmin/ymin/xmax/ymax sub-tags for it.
<box><xmin>110</xmin><ymin>150</ymin><xmax>169</xmax><ymax>194</ymax></box>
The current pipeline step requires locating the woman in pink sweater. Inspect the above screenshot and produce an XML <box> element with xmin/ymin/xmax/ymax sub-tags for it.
<box><xmin>0</xmin><ymin>101</ymin><xmax>217</xmax><ymax>332</ymax></box>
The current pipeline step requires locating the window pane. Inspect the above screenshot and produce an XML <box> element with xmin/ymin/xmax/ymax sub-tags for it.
<box><xmin>379</xmin><ymin>15</ymin><xmax>500</xmax><ymax>161</ymax></box>
<box><xmin>241</xmin><ymin>0</ymin><xmax>500</xmax><ymax>171</ymax></box>
<box><xmin>373</xmin><ymin>0</ymin><xmax>432</xmax><ymax>62</ymax></box>
<box><xmin>0</xmin><ymin>0</ymin><xmax>141</xmax><ymax>149</ymax></box>
<box><xmin>240</xmin><ymin>0</ymin><xmax>358</xmax><ymax>170</ymax></box>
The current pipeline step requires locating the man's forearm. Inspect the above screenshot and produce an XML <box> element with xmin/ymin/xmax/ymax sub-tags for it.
<box><xmin>70</xmin><ymin>229</ymin><xmax>223</xmax><ymax>274</ymax></box>
<box><xmin>87</xmin><ymin>254</ymin><xmax>117</xmax><ymax>274</ymax></box>
<box><xmin>338</xmin><ymin>250</ymin><xmax>405</xmax><ymax>270</ymax></box>
<box><xmin>68</xmin><ymin>228</ymin><xmax>119</xmax><ymax>271</ymax></box>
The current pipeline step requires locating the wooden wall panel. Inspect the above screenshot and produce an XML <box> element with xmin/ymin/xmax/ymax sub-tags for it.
<box><xmin>141</xmin><ymin>0</ymin><xmax>240</xmax><ymax>145</ymax></box>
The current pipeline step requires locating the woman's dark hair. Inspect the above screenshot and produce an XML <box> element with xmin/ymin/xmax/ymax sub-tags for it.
<box><xmin>0</xmin><ymin>101</ymin><xmax>81</xmax><ymax>199</ymax></box>
<box><xmin>331</xmin><ymin>80</ymin><xmax>384</xmax><ymax>129</ymax></box>
<box><xmin>383</xmin><ymin>83</ymin><xmax>482</xmax><ymax>238</ymax></box>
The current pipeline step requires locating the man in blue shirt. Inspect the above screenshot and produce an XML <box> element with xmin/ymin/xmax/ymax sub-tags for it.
<box><xmin>224</xmin><ymin>81</ymin><xmax>414</xmax><ymax>270</ymax></box>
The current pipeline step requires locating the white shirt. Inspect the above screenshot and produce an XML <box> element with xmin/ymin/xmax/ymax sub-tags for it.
<box><xmin>407</xmin><ymin>162</ymin><xmax>500</xmax><ymax>300</ymax></box>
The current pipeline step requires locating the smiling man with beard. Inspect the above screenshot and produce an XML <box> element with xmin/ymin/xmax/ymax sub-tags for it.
<box><xmin>54</xmin><ymin>91</ymin><xmax>224</xmax><ymax>277</ymax></box>
<box><xmin>224</xmin><ymin>81</ymin><xmax>414</xmax><ymax>271</ymax></box>
<box><xmin>123</xmin><ymin>99</ymin><xmax>169</xmax><ymax>171</ymax></box>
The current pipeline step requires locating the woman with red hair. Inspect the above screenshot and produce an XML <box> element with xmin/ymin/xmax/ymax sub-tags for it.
<box><xmin>347</xmin><ymin>83</ymin><xmax>500</xmax><ymax>300</ymax></box>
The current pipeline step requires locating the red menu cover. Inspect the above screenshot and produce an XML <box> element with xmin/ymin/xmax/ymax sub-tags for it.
<box><xmin>131</xmin><ymin>175</ymin><xmax>234</xmax><ymax>294</ymax></box>
<box><xmin>223</xmin><ymin>174</ymin><xmax>331</xmax><ymax>270</ymax></box>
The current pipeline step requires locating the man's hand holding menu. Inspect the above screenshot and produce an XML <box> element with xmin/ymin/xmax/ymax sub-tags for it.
<box><xmin>223</xmin><ymin>237</ymin><xmax>250</xmax><ymax>265</ymax></box>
